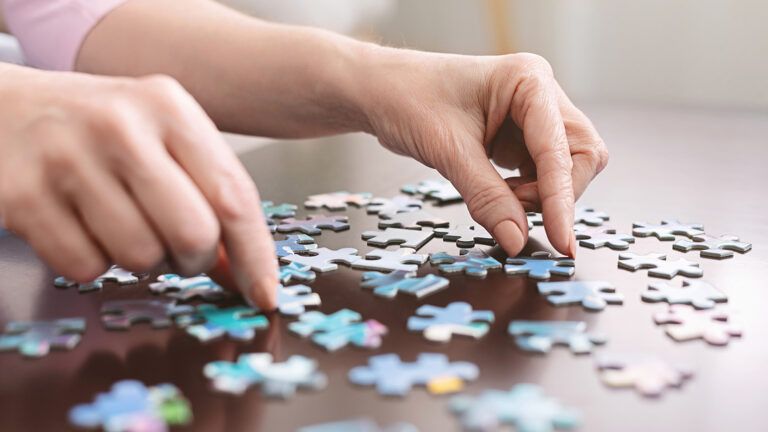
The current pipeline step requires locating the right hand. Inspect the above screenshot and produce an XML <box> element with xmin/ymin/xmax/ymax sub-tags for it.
<box><xmin>0</xmin><ymin>67</ymin><xmax>278</xmax><ymax>308</ymax></box>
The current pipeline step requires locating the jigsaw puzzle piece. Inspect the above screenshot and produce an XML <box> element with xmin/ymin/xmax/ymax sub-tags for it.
<box><xmin>352</xmin><ymin>248</ymin><xmax>427</xmax><ymax>272</ymax></box>
<box><xmin>148</xmin><ymin>274</ymin><xmax>228</xmax><ymax>302</ymax></box>
<box><xmin>378</xmin><ymin>210</ymin><xmax>449</xmax><ymax>230</ymax></box>
<box><xmin>526</xmin><ymin>212</ymin><xmax>543</xmax><ymax>230</ymax></box>
<box><xmin>407</xmin><ymin>302</ymin><xmax>494</xmax><ymax>342</ymax></box>
<box><xmin>272</xmin><ymin>284</ymin><xmax>321</xmax><ymax>316</ymax></box>
<box><xmin>450</xmin><ymin>383</ymin><xmax>580</xmax><ymax>432</ymax></box>
<box><xmin>298</xmin><ymin>418</ymin><xmax>419</xmax><ymax>432</ymax></box>
<box><xmin>574</xmin><ymin>206</ymin><xmax>609</xmax><ymax>226</ymax></box>
<box><xmin>281</xmin><ymin>247</ymin><xmax>361</xmax><ymax>272</ymax></box>
<box><xmin>434</xmin><ymin>225</ymin><xmax>496</xmax><ymax>248</ymax></box>
<box><xmin>276</xmin><ymin>214</ymin><xmax>350</xmax><ymax>235</ymax></box>
<box><xmin>176</xmin><ymin>304</ymin><xmax>268</xmax><ymax>342</ymax></box>
<box><xmin>641</xmin><ymin>280</ymin><xmax>726</xmax><ymax>309</ymax></box>
<box><xmin>538</xmin><ymin>281</ymin><xmax>623</xmax><ymax>311</ymax></box>
<box><xmin>274</xmin><ymin>234</ymin><xmax>318</xmax><ymax>258</ymax></box>
<box><xmin>261</xmin><ymin>201</ymin><xmax>298</xmax><ymax>219</ymax></box>
<box><xmin>595</xmin><ymin>352</ymin><xmax>693</xmax><ymax>397</ymax></box>
<box><xmin>305</xmin><ymin>191</ymin><xmax>372</xmax><ymax>210</ymax></box>
<box><xmin>673</xmin><ymin>234</ymin><xmax>752</xmax><ymax>259</ymax></box>
<box><xmin>289</xmin><ymin>309</ymin><xmax>387</xmax><ymax>351</ymax></box>
<box><xmin>430</xmin><ymin>248</ymin><xmax>502</xmax><ymax>278</ymax></box>
<box><xmin>367</xmin><ymin>195</ymin><xmax>423</xmax><ymax>218</ymax></box>
<box><xmin>54</xmin><ymin>265</ymin><xmax>140</xmax><ymax>293</ymax></box>
<box><xmin>101</xmin><ymin>299</ymin><xmax>194</xmax><ymax>330</ymax></box>
<box><xmin>618</xmin><ymin>252</ymin><xmax>703</xmax><ymax>279</ymax></box>
<box><xmin>573</xmin><ymin>225</ymin><xmax>634</xmax><ymax>250</ymax></box>
<box><xmin>632</xmin><ymin>219</ymin><xmax>704</xmax><ymax>240</ymax></box>
<box><xmin>362</xmin><ymin>228</ymin><xmax>434</xmax><ymax>249</ymax></box>
<box><xmin>505</xmin><ymin>251</ymin><xmax>575</xmax><ymax>280</ymax></box>
<box><xmin>360</xmin><ymin>271</ymin><xmax>449</xmax><ymax>299</ymax></box>
<box><xmin>402</xmin><ymin>179</ymin><xmax>462</xmax><ymax>203</ymax></box>
<box><xmin>279</xmin><ymin>262</ymin><xmax>317</xmax><ymax>284</ymax></box>
<box><xmin>348</xmin><ymin>353</ymin><xmax>478</xmax><ymax>396</ymax></box>
<box><xmin>653</xmin><ymin>305</ymin><xmax>742</xmax><ymax>346</ymax></box>
<box><xmin>0</xmin><ymin>318</ymin><xmax>85</xmax><ymax>358</ymax></box>
<box><xmin>508</xmin><ymin>321</ymin><xmax>606</xmax><ymax>354</ymax></box>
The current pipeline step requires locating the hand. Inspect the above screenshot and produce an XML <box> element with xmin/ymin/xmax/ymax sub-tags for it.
<box><xmin>0</xmin><ymin>66</ymin><xmax>278</xmax><ymax>308</ymax></box>
<box><xmin>359</xmin><ymin>50</ymin><xmax>609</xmax><ymax>257</ymax></box>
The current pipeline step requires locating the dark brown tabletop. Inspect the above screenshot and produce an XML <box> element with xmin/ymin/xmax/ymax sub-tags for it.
<box><xmin>1</xmin><ymin>104</ymin><xmax>767</xmax><ymax>432</ymax></box>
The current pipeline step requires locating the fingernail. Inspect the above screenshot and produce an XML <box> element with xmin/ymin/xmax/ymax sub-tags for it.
<box><xmin>493</xmin><ymin>220</ymin><xmax>526</xmax><ymax>256</ymax></box>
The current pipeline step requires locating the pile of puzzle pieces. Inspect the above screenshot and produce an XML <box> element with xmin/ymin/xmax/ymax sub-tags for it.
<box><xmin>0</xmin><ymin>180</ymin><xmax>753</xmax><ymax>432</ymax></box>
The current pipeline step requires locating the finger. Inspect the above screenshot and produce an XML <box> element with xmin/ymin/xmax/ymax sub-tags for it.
<box><xmin>509</xmin><ymin>55</ymin><xmax>576</xmax><ymax>256</ymax></box>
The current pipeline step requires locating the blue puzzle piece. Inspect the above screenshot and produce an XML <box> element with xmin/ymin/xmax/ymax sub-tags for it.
<box><xmin>279</xmin><ymin>262</ymin><xmax>317</xmax><ymax>284</ymax></box>
<box><xmin>273</xmin><ymin>284</ymin><xmax>321</xmax><ymax>316</ymax></box>
<box><xmin>289</xmin><ymin>309</ymin><xmax>387</xmax><ymax>351</ymax></box>
<box><xmin>54</xmin><ymin>265</ymin><xmax>139</xmax><ymax>293</ymax></box>
<box><xmin>262</xmin><ymin>201</ymin><xmax>298</xmax><ymax>219</ymax></box>
<box><xmin>149</xmin><ymin>274</ymin><xmax>227</xmax><ymax>302</ymax></box>
<box><xmin>176</xmin><ymin>304</ymin><xmax>268</xmax><ymax>342</ymax></box>
<box><xmin>0</xmin><ymin>318</ymin><xmax>85</xmax><ymax>358</ymax></box>
<box><xmin>360</xmin><ymin>271</ymin><xmax>449</xmax><ymax>299</ymax></box>
<box><xmin>407</xmin><ymin>302</ymin><xmax>494</xmax><ymax>342</ymax></box>
<box><xmin>349</xmin><ymin>353</ymin><xmax>478</xmax><ymax>397</ymax></box>
<box><xmin>505</xmin><ymin>252</ymin><xmax>575</xmax><ymax>280</ymax></box>
<box><xmin>508</xmin><ymin>321</ymin><xmax>606</xmax><ymax>354</ymax></box>
<box><xmin>298</xmin><ymin>418</ymin><xmax>419</xmax><ymax>432</ymax></box>
<box><xmin>538</xmin><ymin>281</ymin><xmax>623</xmax><ymax>311</ymax></box>
<box><xmin>275</xmin><ymin>234</ymin><xmax>318</xmax><ymax>258</ymax></box>
<box><xmin>451</xmin><ymin>383</ymin><xmax>580</xmax><ymax>432</ymax></box>
<box><xmin>430</xmin><ymin>248</ymin><xmax>502</xmax><ymax>278</ymax></box>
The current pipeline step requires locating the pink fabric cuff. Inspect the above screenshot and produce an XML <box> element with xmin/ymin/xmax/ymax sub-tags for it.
<box><xmin>2</xmin><ymin>0</ymin><xmax>128</xmax><ymax>71</ymax></box>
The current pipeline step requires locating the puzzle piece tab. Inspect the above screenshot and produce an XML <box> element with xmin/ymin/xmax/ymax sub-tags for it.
<box><xmin>289</xmin><ymin>309</ymin><xmax>387</xmax><ymax>351</ymax></box>
<box><xmin>378</xmin><ymin>209</ymin><xmax>449</xmax><ymax>230</ymax></box>
<box><xmin>407</xmin><ymin>302</ymin><xmax>494</xmax><ymax>342</ymax></box>
<box><xmin>298</xmin><ymin>418</ymin><xmax>418</xmax><ymax>432</ymax></box>
<box><xmin>632</xmin><ymin>219</ymin><xmax>704</xmax><ymax>240</ymax></box>
<box><xmin>261</xmin><ymin>201</ymin><xmax>298</xmax><ymax>219</ymax></box>
<box><xmin>0</xmin><ymin>318</ymin><xmax>85</xmax><ymax>358</ymax></box>
<box><xmin>595</xmin><ymin>352</ymin><xmax>693</xmax><ymax>397</ymax></box>
<box><xmin>352</xmin><ymin>248</ymin><xmax>427</xmax><ymax>272</ymax></box>
<box><xmin>360</xmin><ymin>271</ymin><xmax>449</xmax><ymax>299</ymax></box>
<box><xmin>274</xmin><ymin>234</ymin><xmax>318</xmax><ymax>258</ymax></box>
<box><xmin>367</xmin><ymin>195</ymin><xmax>423</xmax><ymax>218</ymax></box>
<box><xmin>430</xmin><ymin>248</ymin><xmax>503</xmax><ymax>278</ymax></box>
<box><xmin>618</xmin><ymin>252</ymin><xmax>703</xmax><ymax>279</ymax></box>
<box><xmin>642</xmin><ymin>280</ymin><xmax>726</xmax><ymax>309</ymax></box>
<box><xmin>574</xmin><ymin>206</ymin><xmax>609</xmax><ymax>226</ymax></box>
<box><xmin>204</xmin><ymin>353</ymin><xmax>327</xmax><ymax>398</ymax></box>
<box><xmin>54</xmin><ymin>265</ymin><xmax>140</xmax><ymax>293</ymax></box>
<box><xmin>176</xmin><ymin>304</ymin><xmax>268</xmax><ymax>342</ymax></box>
<box><xmin>362</xmin><ymin>228</ymin><xmax>434</xmax><ymax>249</ymax></box>
<box><xmin>101</xmin><ymin>299</ymin><xmax>194</xmax><ymax>330</ymax></box>
<box><xmin>149</xmin><ymin>274</ymin><xmax>228</xmax><ymax>302</ymax></box>
<box><xmin>282</xmin><ymin>247</ymin><xmax>361</xmax><ymax>272</ymax></box>
<box><xmin>402</xmin><ymin>179</ymin><xmax>462</xmax><ymax>202</ymax></box>
<box><xmin>349</xmin><ymin>353</ymin><xmax>478</xmax><ymax>396</ymax></box>
<box><xmin>538</xmin><ymin>281</ymin><xmax>623</xmax><ymax>311</ymax></box>
<box><xmin>505</xmin><ymin>251</ymin><xmax>575</xmax><ymax>280</ymax></box>
<box><xmin>434</xmin><ymin>225</ymin><xmax>496</xmax><ymax>248</ymax></box>
<box><xmin>653</xmin><ymin>305</ymin><xmax>742</xmax><ymax>346</ymax></box>
<box><xmin>276</xmin><ymin>214</ymin><xmax>350</xmax><ymax>235</ymax></box>
<box><xmin>508</xmin><ymin>321</ymin><xmax>606</xmax><ymax>354</ymax></box>
<box><xmin>279</xmin><ymin>262</ymin><xmax>317</xmax><ymax>284</ymax></box>
<box><xmin>305</xmin><ymin>191</ymin><xmax>372</xmax><ymax>210</ymax></box>
<box><xmin>574</xmin><ymin>225</ymin><xmax>635</xmax><ymax>250</ymax></box>
<box><xmin>450</xmin><ymin>383</ymin><xmax>580</xmax><ymax>432</ymax></box>
<box><xmin>673</xmin><ymin>234</ymin><xmax>752</xmax><ymax>259</ymax></box>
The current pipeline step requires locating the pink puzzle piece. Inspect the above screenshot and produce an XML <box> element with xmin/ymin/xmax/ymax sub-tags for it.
<box><xmin>596</xmin><ymin>352</ymin><xmax>693</xmax><ymax>397</ymax></box>
<box><xmin>653</xmin><ymin>305</ymin><xmax>742</xmax><ymax>346</ymax></box>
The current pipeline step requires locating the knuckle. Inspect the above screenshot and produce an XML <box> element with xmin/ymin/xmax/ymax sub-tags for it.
<box><xmin>172</xmin><ymin>218</ymin><xmax>219</xmax><ymax>258</ymax></box>
<box><xmin>594</xmin><ymin>143</ymin><xmax>610</xmax><ymax>173</ymax></box>
<box><xmin>515</xmin><ymin>52</ymin><xmax>553</xmax><ymax>76</ymax></box>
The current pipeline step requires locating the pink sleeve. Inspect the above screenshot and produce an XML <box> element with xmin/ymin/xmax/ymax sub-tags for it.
<box><xmin>2</xmin><ymin>0</ymin><xmax>128</xmax><ymax>71</ymax></box>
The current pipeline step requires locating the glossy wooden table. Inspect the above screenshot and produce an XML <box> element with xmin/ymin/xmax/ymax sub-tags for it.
<box><xmin>1</xmin><ymin>104</ymin><xmax>766</xmax><ymax>431</ymax></box>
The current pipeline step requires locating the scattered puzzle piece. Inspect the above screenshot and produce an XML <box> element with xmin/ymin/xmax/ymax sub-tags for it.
<box><xmin>279</xmin><ymin>262</ymin><xmax>317</xmax><ymax>284</ymax></box>
<box><xmin>573</xmin><ymin>225</ymin><xmax>635</xmax><ymax>250</ymax></box>
<box><xmin>505</xmin><ymin>251</ymin><xmax>575</xmax><ymax>280</ymax></box>
<box><xmin>176</xmin><ymin>304</ymin><xmax>268</xmax><ymax>342</ymax></box>
<box><xmin>204</xmin><ymin>353</ymin><xmax>327</xmax><ymax>398</ymax></box>
<box><xmin>54</xmin><ymin>265</ymin><xmax>140</xmax><ymax>293</ymax></box>
<box><xmin>434</xmin><ymin>225</ymin><xmax>496</xmax><ymax>248</ymax></box>
<box><xmin>538</xmin><ymin>281</ymin><xmax>623</xmax><ymax>311</ymax></box>
<box><xmin>377</xmin><ymin>209</ymin><xmax>449</xmax><ymax>230</ymax></box>
<box><xmin>402</xmin><ymin>179</ymin><xmax>462</xmax><ymax>203</ymax></box>
<box><xmin>298</xmin><ymin>418</ymin><xmax>418</xmax><ymax>432</ymax></box>
<box><xmin>367</xmin><ymin>195</ymin><xmax>423</xmax><ymax>218</ymax></box>
<box><xmin>642</xmin><ymin>279</ymin><xmax>726</xmax><ymax>309</ymax></box>
<box><xmin>653</xmin><ymin>305</ymin><xmax>742</xmax><ymax>346</ymax></box>
<box><xmin>348</xmin><ymin>353</ymin><xmax>478</xmax><ymax>396</ymax></box>
<box><xmin>149</xmin><ymin>274</ymin><xmax>228</xmax><ymax>302</ymax></box>
<box><xmin>526</xmin><ymin>212</ymin><xmax>543</xmax><ymax>230</ymax></box>
<box><xmin>360</xmin><ymin>271</ymin><xmax>449</xmax><ymax>299</ymax></box>
<box><xmin>632</xmin><ymin>219</ymin><xmax>704</xmax><ymax>240</ymax></box>
<box><xmin>618</xmin><ymin>252</ymin><xmax>703</xmax><ymax>279</ymax></box>
<box><xmin>282</xmin><ymin>247</ymin><xmax>361</xmax><ymax>272</ymax></box>
<box><xmin>362</xmin><ymin>228</ymin><xmax>434</xmax><ymax>249</ymax></box>
<box><xmin>276</xmin><ymin>214</ymin><xmax>350</xmax><ymax>235</ymax></box>
<box><xmin>450</xmin><ymin>383</ymin><xmax>580</xmax><ymax>432</ymax></box>
<box><xmin>595</xmin><ymin>352</ymin><xmax>693</xmax><ymax>397</ymax></box>
<box><xmin>0</xmin><ymin>318</ymin><xmax>85</xmax><ymax>358</ymax></box>
<box><xmin>101</xmin><ymin>299</ymin><xmax>194</xmax><ymax>330</ymax></box>
<box><xmin>69</xmin><ymin>380</ymin><xmax>192</xmax><ymax>431</ymax></box>
<box><xmin>407</xmin><ymin>302</ymin><xmax>494</xmax><ymax>342</ymax></box>
<box><xmin>508</xmin><ymin>321</ymin><xmax>606</xmax><ymax>354</ymax></box>
<box><xmin>274</xmin><ymin>234</ymin><xmax>318</xmax><ymax>258</ymax></box>
<box><xmin>289</xmin><ymin>309</ymin><xmax>387</xmax><ymax>351</ymax></box>
<box><xmin>574</xmin><ymin>206</ymin><xmax>609</xmax><ymax>226</ymax></box>
<box><xmin>430</xmin><ymin>248</ymin><xmax>502</xmax><ymax>278</ymax></box>
<box><xmin>271</xmin><ymin>284</ymin><xmax>321</xmax><ymax>316</ymax></box>
<box><xmin>261</xmin><ymin>201</ymin><xmax>298</xmax><ymax>219</ymax></box>
<box><xmin>305</xmin><ymin>191</ymin><xmax>372</xmax><ymax>210</ymax></box>
<box><xmin>352</xmin><ymin>248</ymin><xmax>427</xmax><ymax>272</ymax></box>
<box><xmin>673</xmin><ymin>234</ymin><xmax>752</xmax><ymax>259</ymax></box>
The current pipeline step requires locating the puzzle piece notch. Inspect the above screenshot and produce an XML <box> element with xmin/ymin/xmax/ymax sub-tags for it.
<box><xmin>360</xmin><ymin>271</ymin><xmax>450</xmax><ymax>299</ymax></box>
<box><xmin>430</xmin><ymin>248</ymin><xmax>503</xmax><ymax>278</ymax></box>
<box><xmin>0</xmin><ymin>318</ymin><xmax>85</xmax><ymax>358</ymax></box>
<box><xmin>351</xmin><ymin>248</ymin><xmax>427</xmax><ymax>273</ymax></box>
<box><xmin>595</xmin><ymin>353</ymin><xmax>693</xmax><ymax>397</ymax></box>
<box><xmin>434</xmin><ymin>224</ymin><xmax>496</xmax><ymax>248</ymax></box>
<box><xmin>101</xmin><ymin>299</ymin><xmax>194</xmax><ymax>330</ymax></box>
<box><xmin>618</xmin><ymin>252</ymin><xmax>703</xmax><ymax>279</ymax></box>
<box><xmin>673</xmin><ymin>234</ymin><xmax>752</xmax><ymax>259</ymax></box>
<box><xmin>574</xmin><ymin>206</ymin><xmax>609</xmax><ymax>226</ymax></box>
<box><xmin>538</xmin><ymin>281</ymin><xmax>623</xmax><ymax>311</ymax></box>
<box><xmin>362</xmin><ymin>228</ymin><xmax>434</xmax><ymax>249</ymax></box>
<box><xmin>149</xmin><ymin>274</ymin><xmax>228</xmax><ymax>302</ymax></box>
<box><xmin>176</xmin><ymin>304</ymin><xmax>269</xmax><ymax>342</ymax></box>
<box><xmin>642</xmin><ymin>280</ymin><xmax>726</xmax><ymax>309</ymax></box>
<box><xmin>298</xmin><ymin>418</ymin><xmax>419</xmax><ymax>432</ymax></box>
<box><xmin>281</xmin><ymin>247</ymin><xmax>361</xmax><ymax>272</ymax></box>
<box><xmin>632</xmin><ymin>219</ymin><xmax>705</xmax><ymax>240</ymax></box>
<box><xmin>274</xmin><ymin>234</ymin><xmax>318</xmax><ymax>258</ymax></box>
<box><xmin>407</xmin><ymin>302</ymin><xmax>495</xmax><ymax>342</ymax></box>
<box><xmin>54</xmin><ymin>265</ymin><xmax>140</xmax><ymax>293</ymax></box>
<box><xmin>505</xmin><ymin>251</ymin><xmax>575</xmax><ymax>280</ymax></box>
<box><xmin>305</xmin><ymin>191</ymin><xmax>372</xmax><ymax>210</ymax></box>
<box><xmin>508</xmin><ymin>320</ymin><xmax>606</xmax><ymax>354</ymax></box>
<box><xmin>289</xmin><ymin>309</ymin><xmax>387</xmax><ymax>351</ymax></box>
<box><xmin>261</xmin><ymin>201</ymin><xmax>298</xmax><ymax>219</ymax></box>
<box><xmin>526</xmin><ymin>212</ymin><xmax>543</xmax><ymax>230</ymax></box>
<box><xmin>401</xmin><ymin>179</ymin><xmax>462</xmax><ymax>202</ymax></box>
<box><xmin>367</xmin><ymin>195</ymin><xmax>423</xmax><ymax>219</ymax></box>
<box><xmin>573</xmin><ymin>224</ymin><xmax>635</xmax><ymax>250</ymax></box>
<box><xmin>653</xmin><ymin>305</ymin><xmax>742</xmax><ymax>346</ymax></box>
<box><xmin>276</xmin><ymin>214</ymin><xmax>350</xmax><ymax>235</ymax></box>
<box><xmin>279</xmin><ymin>262</ymin><xmax>317</xmax><ymax>284</ymax></box>
<box><xmin>348</xmin><ymin>353</ymin><xmax>478</xmax><ymax>396</ymax></box>
<box><xmin>69</xmin><ymin>380</ymin><xmax>192</xmax><ymax>431</ymax></box>
<box><xmin>271</xmin><ymin>284</ymin><xmax>321</xmax><ymax>316</ymax></box>
<box><xmin>378</xmin><ymin>209</ymin><xmax>450</xmax><ymax>230</ymax></box>
<box><xmin>204</xmin><ymin>353</ymin><xmax>327</xmax><ymax>398</ymax></box>
<box><xmin>450</xmin><ymin>383</ymin><xmax>580</xmax><ymax>432</ymax></box>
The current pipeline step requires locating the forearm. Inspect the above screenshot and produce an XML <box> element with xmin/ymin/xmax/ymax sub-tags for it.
<box><xmin>77</xmin><ymin>0</ymin><xmax>374</xmax><ymax>138</ymax></box>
